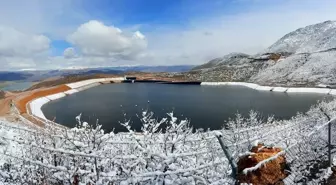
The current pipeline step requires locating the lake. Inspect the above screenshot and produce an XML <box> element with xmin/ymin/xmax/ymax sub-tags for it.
<box><xmin>42</xmin><ymin>83</ymin><xmax>331</xmax><ymax>132</ymax></box>
<box><xmin>0</xmin><ymin>81</ymin><xmax>33</xmax><ymax>91</ymax></box>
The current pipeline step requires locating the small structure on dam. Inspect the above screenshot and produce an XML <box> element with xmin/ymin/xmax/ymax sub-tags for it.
<box><xmin>124</xmin><ymin>76</ymin><xmax>137</xmax><ymax>80</ymax></box>
<box><xmin>123</xmin><ymin>76</ymin><xmax>137</xmax><ymax>83</ymax></box>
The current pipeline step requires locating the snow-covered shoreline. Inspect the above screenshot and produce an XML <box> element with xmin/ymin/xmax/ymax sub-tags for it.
<box><xmin>27</xmin><ymin>78</ymin><xmax>124</xmax><ymax>121</ymax></box>
<box><xmin>201</xmin><ymin>82</ymin><xmax>334</xmax><ymax>94</ymax></box>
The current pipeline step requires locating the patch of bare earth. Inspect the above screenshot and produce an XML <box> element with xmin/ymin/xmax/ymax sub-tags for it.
<box><xmin>27</xmin><ymin>74</ymin><xmax>121</xmax><ymax>90</ymax></box>
<box><xmin>15</xmin><ymin>85</ymin><xmax>71</xmax><ymax>114</ymax></box>
<box><xmin>0</xmin><ymin>91</ymin><xmax>20</xmax><ymax>117</ymax></box>
<box><xmin>327</xmin><ymin>167</ymin><xmax>336</xmax><ymax>185</ymax></box>
<box><xmin>0</xmin><ymin>90</ymin><xmax>5</xmax><ymax>99</ymax></box>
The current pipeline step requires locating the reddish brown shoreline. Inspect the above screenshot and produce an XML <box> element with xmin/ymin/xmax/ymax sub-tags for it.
<box><xmin>15</xmin><ymin>85</ymin><xmax>71</xmax><ymax>114</ymax></box>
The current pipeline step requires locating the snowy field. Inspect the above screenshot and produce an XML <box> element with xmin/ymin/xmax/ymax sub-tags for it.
<box><xmin>1</xmin><ymin>98</ymin><xmax>336</xmax><ymax>184</ymax></box>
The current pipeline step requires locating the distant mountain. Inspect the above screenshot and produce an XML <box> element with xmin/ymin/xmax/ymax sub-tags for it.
<box><xmin>0</xmin><ymin>65</ymin><xmax>194</xmax><ymax>82</ymax></box>
<box><xmin>189</xmin><ymin>20</ymin><xmax>336</xmax><ymax>86</ymax></box>
<box><xmin>113</xmin><ymin>65</ymin><xmax>194</xmax><ymax>73</ymax></box>
<box><xmin>0</xmin><ymin>72</ymin><xmax>34</xmax><ymax>81</ymax></box>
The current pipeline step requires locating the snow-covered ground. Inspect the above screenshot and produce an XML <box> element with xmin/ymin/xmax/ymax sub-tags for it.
<box><xmin>202</xmin><ymin>81</ymin><xmax>334</xmax><ymax>95</ymax></box>
<box><xmin>45</xmin><ymin>92</ymin><xmax>66</xmax><ymax>101</ymax></box>
<box><xmin>202</xmin><ymin>82</ymin><xmax>260</xmax><ymax>89</ymax></box>
<box><xmin>66</xmin><ymin>78</ymin><xmax>124</xmax><ymax>89</ymax></box>
<box><xmin>286</xmin><ymin>87</ymin><xmax>331</xmax><ymax>94</ymax></box>
<box><xmin>29</xmin><ymin>97</ymin><xmax>50</xmax><ymax>120</ymax></box>
<box><xmin>66</xmin><ymin>79</ymin><xmax>105</xmax><ymax>89</ymax></box>
<box><xmin>64</xmin><ymin>89</ymin><xmax>79</xmax><ymax>95</ymax></box>
<box><xmin>272</xmin><ymin>87</ymin><xmax>288</xmax><ymax>92</ymax></box>
<box><xmin>255</xmin><ymin>85</ymin><xmax>273</xmax><ymax>91</ymax></box>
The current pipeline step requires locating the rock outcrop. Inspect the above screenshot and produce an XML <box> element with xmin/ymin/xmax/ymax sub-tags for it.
<box><xmin>237</xmin><ymin>144</ymin><xmax>288</xmax><ymax>185</ymax></box>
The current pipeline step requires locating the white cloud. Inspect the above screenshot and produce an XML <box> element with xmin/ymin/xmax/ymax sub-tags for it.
<box><xmin>0</xmin><ymin>26</ymin><xmax>50</xmax><ymax>57</ymax></box>
<box><xmin>67</xmin><ymin>20</ymin><xmax>147</xmax><ymax>60</ymax></box>
<box><xmin>0</xmin><ymin>0</ymin><xmax>89</xmax><ymax>39</ymax></box>
<box><xmin>63</xmin><ymin>47</ymin><xmax>76</xmax><ymax>58</ymax></box>
<box><xmin>0</xmin><ymin>25</ymin><xmax>50</xmax><ymax>70</ymax></box>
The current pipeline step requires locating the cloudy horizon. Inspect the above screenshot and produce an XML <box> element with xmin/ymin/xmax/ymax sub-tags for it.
<box><xmin>1</xmin><ymin>0</ymin><xmax>336</xmax><ymax>70</ymax></box>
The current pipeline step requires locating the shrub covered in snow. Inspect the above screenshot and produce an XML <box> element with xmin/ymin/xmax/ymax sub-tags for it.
<box><xmin>0</xmin><ymin>112</ymin><xmax>233</xmax><ymax>185</ymax></box>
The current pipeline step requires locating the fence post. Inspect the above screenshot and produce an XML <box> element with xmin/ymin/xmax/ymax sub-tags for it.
<box><xmin>216</xmin><ymin>134</ymin><xmax>238</xmax><ymax>179</ymax></box>
<box><xmin>320</xmin><ymin>108</ymin><xmax>332</xmax><ymax>167</ymax></box>
<box><xmin>329</xmin><ymin>119</ymin><xmax>332</xmax><ymax>167</ymax></box>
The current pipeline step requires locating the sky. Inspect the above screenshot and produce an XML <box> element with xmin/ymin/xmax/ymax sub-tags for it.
<box><xmin>1</xmin><ymin>0</ymin><xmax>336</xmax><ymax>70</ymax></box>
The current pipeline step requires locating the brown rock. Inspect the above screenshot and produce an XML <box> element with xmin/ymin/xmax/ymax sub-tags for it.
<box><xmin>269</xmin><ymin>53</ymin><xmax>282</xmax><ymax>61</ymax></box>
<box><xmin>237</xmin><ymin>144</ymin><xmax>288</xmax><ymax>185</ymax></box>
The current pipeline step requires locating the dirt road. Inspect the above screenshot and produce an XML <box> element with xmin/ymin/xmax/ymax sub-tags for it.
<box><xmin>0</xmin><ymin>91</ymin><xmax>16</xmax><ymax>116</ymax></box>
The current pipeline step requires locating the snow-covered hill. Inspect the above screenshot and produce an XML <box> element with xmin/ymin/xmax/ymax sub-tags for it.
<box><xmin>266</xmin><ymin>20</ymin><xmax>336</xmax><ymax>54</ymax></box>
<box><xmin>191</xmin><ymin>53</ymin><xmax>250</xmax><ymax>71</ymax></box>
<box><xmin>190</xmin><ymin>20</ymin><xmax>336</xmax><ymax>86</ymax></box>
<box><xmin>251</xmin><ymin>50</ymin><xmax>336</xmax><ymax>85</ymax></box>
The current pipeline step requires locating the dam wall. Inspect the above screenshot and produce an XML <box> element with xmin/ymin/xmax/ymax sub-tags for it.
<box><xmin>29</xmin><ymin>97</ymin><xmax>50</xmax><ymax>120</ymax></box>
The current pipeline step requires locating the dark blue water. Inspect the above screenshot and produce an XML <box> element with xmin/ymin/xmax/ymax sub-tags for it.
<box><xmin>42</xmin><ymin>83</ymin><xmax>331</xmax><ymax>132</ymax></box>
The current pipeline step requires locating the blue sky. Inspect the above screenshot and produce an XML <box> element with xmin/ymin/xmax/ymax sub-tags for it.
<box><xmin>47</xmin><ymin>0</ymin><xmax>297</xmax><ymax>56</ymax></box>
<box><xmin>78</xmin><ymin>0</ymin><xmax>233</xmax><ymax>25</ymax></box>
<box><xmin>49</xmin><ymin>0</ymin><xmax>245</xmax><ymax>55</ymax></box>
<box><xmin>0</xmin><ymin>0</ymin><xmax>336</xmax><ymax>70</ymax></box>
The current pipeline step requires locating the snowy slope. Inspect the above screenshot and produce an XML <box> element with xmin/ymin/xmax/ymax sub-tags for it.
<box><xmin>189</xmin><ymin>20</ymin><xmax>336</xmax><ymax>85</ymax></box>
<box><xmin>251</xmin><ymin>50</ymin><xmax>336</xmax><ymax>85</ymax></box>
<box><xmin>192</xmin><ymin>53</ymin><xmax>250</xmax><ymax>70</ymax></box>
<box><xmin>266</xmin><ymin>20</ymin><xmax>336</xmax><ymax>54</ymax></box>
<box><xmin>254</xmin><ymin>20</ymin><xmax>336</xmax><ymax>85</ymax></box>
